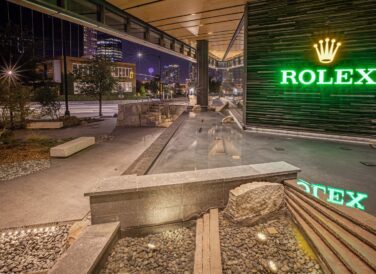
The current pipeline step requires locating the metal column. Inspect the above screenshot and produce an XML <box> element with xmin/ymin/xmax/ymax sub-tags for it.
<box><xmin>196</xmin><ymin>40</ymin><xmax>209</xmax><ymax>111</ymax></box>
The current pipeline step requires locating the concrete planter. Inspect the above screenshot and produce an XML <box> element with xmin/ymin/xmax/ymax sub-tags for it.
<box><xmin>26</xmin><ymin>121</ymin><xmax>64</xmax><ymax>129</ymax></box>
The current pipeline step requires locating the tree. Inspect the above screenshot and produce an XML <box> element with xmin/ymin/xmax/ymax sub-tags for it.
<box><xmin>209</xmin><ymin>76</ymin><xmax>222</xmax><ymax>94</ymax></box>
<box><xmin>0</xmin><ymin>23</ymin><xmax>43</xmax><ymax>128</ymax></box>
<box><xmin>149</xmin><ymin>77</ymin><xmax>159</xmax><ymax>94</ymax></box>
<box><xmin>0</xmin><ymin>81</ymin><xmax>32</xmax><ymax>128</ymax></box>
<box><xmin>74</xmin><ymin>56</ymin><xmax>118</xmax><ymax>116</ymax></box>
<box><xmin>139</xmin><ymin>85</ymin><xmax>146</xmax><ymax>97</ymax></box>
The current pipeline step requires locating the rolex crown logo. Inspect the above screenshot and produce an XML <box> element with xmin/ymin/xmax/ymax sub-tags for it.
<box><xmin>313</xmin><ymin>38</ymin><xmax>341</xmax><ymax>64</ymax></box>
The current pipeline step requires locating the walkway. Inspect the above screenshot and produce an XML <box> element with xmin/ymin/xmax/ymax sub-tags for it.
<box><xmin>0</xmin><ymin>127</ymin><xmax>163</xmax><ymax>229</ymax></box>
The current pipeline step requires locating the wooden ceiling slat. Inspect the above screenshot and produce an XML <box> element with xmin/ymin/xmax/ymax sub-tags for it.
<box><xmin>155</xmin><ymin>11</ymin><xmax>243</xmax><ymax>27</ymax></box>
<box><xmin>108</xmin><ymin>0</ymin><xmax>246</xmax><ymax>59</ymax></box>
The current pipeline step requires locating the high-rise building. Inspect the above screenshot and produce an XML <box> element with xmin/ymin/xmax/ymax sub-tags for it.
<box><xmin>96</xmin><ymin>34</ymin><xmax>123</xmax><ymax>62</ymax></box>
<box><xmin>162</xmin><ymin>64</ymin><xmax>180</xmax><ymax>84</ymax></box>
<box><xmin>83</xmin><ymin>27</ymin><xmax>97</xmax><ymax>58</ymax></box>
<box><xmin>188</xmin><ymin>62</ymin><xmax>197</xmax><ymax>85</ymax></box>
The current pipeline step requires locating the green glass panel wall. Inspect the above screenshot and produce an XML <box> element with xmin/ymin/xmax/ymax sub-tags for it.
<box><xmin>244</xmin><ymin>0</ymin><xmax>376</xmax><ymax>137</ymax></box>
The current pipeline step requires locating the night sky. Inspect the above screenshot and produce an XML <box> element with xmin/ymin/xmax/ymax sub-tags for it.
<box><xmin>122</xmin><ymin>40</ymin><xmax>191</xmax><ymax>83</ymax></box>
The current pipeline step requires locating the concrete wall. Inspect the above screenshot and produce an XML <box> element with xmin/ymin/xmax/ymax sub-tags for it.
<box><xmin>85</xmin><ymin>162</ymin><xmax>300</xmax><ymax>230</ymax></box>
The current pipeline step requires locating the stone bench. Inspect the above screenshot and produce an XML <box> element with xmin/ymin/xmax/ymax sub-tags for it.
<box><xmin>49</xmin><ymin>222</ymin><xmax>120</xmax><ymax>274</ymax></box>
<box><xmin>50</xmin><ymin>137</ymin><xmax>95</xmax><ymax>158</ymax></box>
<box><xmin>27</xmin><ymin>121</ymin><xmax>63</xmax><ymax>129</ymax></box>
<box><xmin>85</xmin><ymin>161</ymin><xmax>300</xmax><ymax>231</ymax></box>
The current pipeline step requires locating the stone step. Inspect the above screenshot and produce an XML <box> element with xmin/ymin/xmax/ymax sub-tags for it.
<box><xmin>286</xmin><ymin>197</ymin><xmax>374</xmax><ymax>273</ymax></box>
<box><xmin>49</xmin><ymin>222</ymin><xmax>120</xmax><ymax>274</ymax></box>
<box><xmin>286</xmin><ymin>189</ymin><xmax>376</xmax><ymax>270</ymax></box>
<box><xmin>286</xmin><ymin>187</ymin><xmax>376</xmax><ymax>250</ymax></box>
<box><xmin>194</xmin><ymin>209</ymin><xmax>222</xmax><ymax>274</ymax></box>
<box><xmin>287</xmin><ymin>202</ymin><xmax>350</xmax><ymax>274</ymax></box>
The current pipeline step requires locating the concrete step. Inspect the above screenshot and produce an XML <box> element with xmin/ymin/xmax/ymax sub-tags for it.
<box><xmin>286</xmin><ymin>187</ymin><xmax>376</xmax><ymax>250</ymax></box>
<box><xmin>286</xmin><ymin>197</ymin><xmax>374</xmax><ymax>273</ymax></box>
<box><xmin>49</xmin><ymin>222</ymin><xmax>120</xmax><ymax>274</ymax></box>
<box><xmin>286</xmin><ymin>189</ymin><xmax>376</xmax><ymax>270</ymax></box>
<box><xmin>287</xmin><ymin>202</ymin><xmax>350</xmax><ymax>274</ymax></box>
<box><xmin>284</xmin><ymin>180</ymin><xmax>376</xmax><ymax>234</ymax></box>
<box><xmin>194</xmin><ymin>209</ymin><xmax>222</xmax><ymax>274</ymax></box>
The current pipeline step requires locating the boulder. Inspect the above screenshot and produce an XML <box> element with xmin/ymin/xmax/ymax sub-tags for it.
<box><xmin>224</xmin><ymin>182</ymin><xmax>284</xmax><ymax>225</ymax></box>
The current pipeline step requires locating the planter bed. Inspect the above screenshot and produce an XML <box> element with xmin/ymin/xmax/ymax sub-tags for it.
<box><xmin>219</xmin><ymin>211</ymin><xmax>322</xmax><ymax>274</ymax></box>
<box><xmin>100</xmin><ymin>228</ymin><xmax>195</xmax><ymax>274</ymax></box>
<box><xmin>0</xmin><ymin>223</ymin><xmax>71</xmax><ymax>273</ymax></box>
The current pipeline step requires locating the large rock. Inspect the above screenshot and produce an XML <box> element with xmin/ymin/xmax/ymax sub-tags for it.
<box><xmin>224</xmin><ymin>182</ymin><xmax>284</xmax><ymax>225</ymax></box>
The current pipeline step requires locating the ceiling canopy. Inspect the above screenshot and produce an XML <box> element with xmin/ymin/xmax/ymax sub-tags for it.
<box><xmin>107</xmin><ymin>0</ymin><xmax>245</xmax><ymax>60</ymax></box>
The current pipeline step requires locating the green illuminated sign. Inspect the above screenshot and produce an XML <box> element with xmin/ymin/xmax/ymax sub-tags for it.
<box><xmin>280</xmin><ymin>68</ymin><xmax>376</xmax><ymax>85</ymax></box>
<box><xmin>296</xmin><ymin>179</ymin><xmax>368</xmax><ymax>210</ymax></box>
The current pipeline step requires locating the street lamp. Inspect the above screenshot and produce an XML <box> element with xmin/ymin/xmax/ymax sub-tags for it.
<box><xmin>1</xmin><ymin>65</ymin><xmax>20</xmax><ymax>129</ymax></box>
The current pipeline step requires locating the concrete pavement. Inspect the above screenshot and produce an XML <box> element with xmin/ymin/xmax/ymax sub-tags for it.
<box><xmin>149</xmin><ymin>112</ymin><xmax>376</xmax><ymax>215</ymax></box>
<box><xmin>0</xmin><ymin>127</ymin><xmax>163</xmax><ymax>229</ymax></box>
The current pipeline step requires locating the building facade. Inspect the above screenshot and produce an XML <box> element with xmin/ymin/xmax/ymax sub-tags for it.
<box><xmin>244</xmin><ymin>0</ymin><xmax>376</xmax><ymax>137</ymax></box>
<box><xmin>83</xmin><ymin>27</ymin><xmax>97</xmax><ymax>58</ymax></box>
<box><xmin>96</xmin><ymin>34</ymin><xmax>123</xmax><ymax>62</ymax></box>
<box><xmin>162</xmin><ymin>64</ymin><xmax>180</xmax><ymax>84</ymax></box>
<box><xmin>44</xmin><ymin>57</ymin><xmax>136</xmax><ymax>94</ymax></box>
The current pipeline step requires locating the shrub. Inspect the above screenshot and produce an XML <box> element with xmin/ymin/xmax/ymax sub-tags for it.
<box><xmin>34</xmin><ymin>86</ymin><xmax>61</xmax><ymax>120</ymax></box>
<box><xmin>61</xmin><ymin>116</ymin><xmax>81</xmax><ymax>128</ymax></box>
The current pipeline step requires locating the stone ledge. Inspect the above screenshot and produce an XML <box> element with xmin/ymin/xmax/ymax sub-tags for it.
<box><xmin>86</xmin><ymin>162</ymin><xmax>300</xmax><ymax>197</ymax></box>
<box><xmin>85</xmin><ymin>162</ymin><xmax>300</xmax><ymax>230</ymax></box>
<box><xmin>50</xmin><ymin>137</ymin><xmax>95</xmax><ymax>158</ymax></box>
<box><xmin>48</xmin><ymin>222</ymin><xmax>120</xmax><ymax>274</ymax></box>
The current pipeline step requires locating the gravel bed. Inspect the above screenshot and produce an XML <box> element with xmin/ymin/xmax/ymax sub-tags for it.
<box><xmin>0</xmin><ymin>224</ymin><xmax>70</xmax><ymax>273</ymax></box>
<box><xmin>0</xmin><ymin>160</ymin><xmax>50</xmax><ymax>181</ymax></box>
<box><xmin>101</xmin><ymin>228</ymin><xmax>195</xmax><ymax>274</ymax></box>
<box><xmin>220</xmin><ymin>212</ymin><xmax>322</xmax><ymax>274</ymax></box>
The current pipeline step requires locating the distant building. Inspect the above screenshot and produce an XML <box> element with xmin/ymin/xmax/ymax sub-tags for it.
<box><xmin>162</xmin><ymin>64</ymin><xmax>180</xmax><ymax>84</ymax></box>
<box><xmin>43</xmin><ymin>57</ymin><xmax>136</xmax><ymax>95</ymax></box>
<box><xmin>188</xmin><ymin>62</ymin><xmax>197</xmax><ymax>84</ymax></box>
<box><xmin>96</xmin><ymin>34</ymin><xmax>123</xmax><ymax>62</ymax></box>
<box><xmin>82</xmin><ymin>27</ymin><xmax>97</xmax><ymax>58</ymax></box>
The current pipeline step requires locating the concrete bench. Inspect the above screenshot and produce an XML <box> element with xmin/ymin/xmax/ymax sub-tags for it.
<box><xmin>49</xmin><ymin>222</ymin><xmax>120</xmax><ymax>274</ymax></box>
<box><xmin>27</xmin><ymin>121</ymin><xmax>63</xmax><ymax>129</ymax></box>
<box><xmin>50</xmin><ymin>137</ymin><xmax>95</xmax><ymax>158</ymax></box>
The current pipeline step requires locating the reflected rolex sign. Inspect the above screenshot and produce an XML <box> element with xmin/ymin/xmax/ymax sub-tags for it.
<box><xmin>280</xmin><ymin>37</ymin><xmax>376</xmax><ymax>86</ymax></box>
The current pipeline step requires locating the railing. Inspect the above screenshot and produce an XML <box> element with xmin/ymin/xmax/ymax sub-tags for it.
<box><xmin>10</xmin><ymin>0</ymin><xmax>244</xmax><ymax>68</ymax></box>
